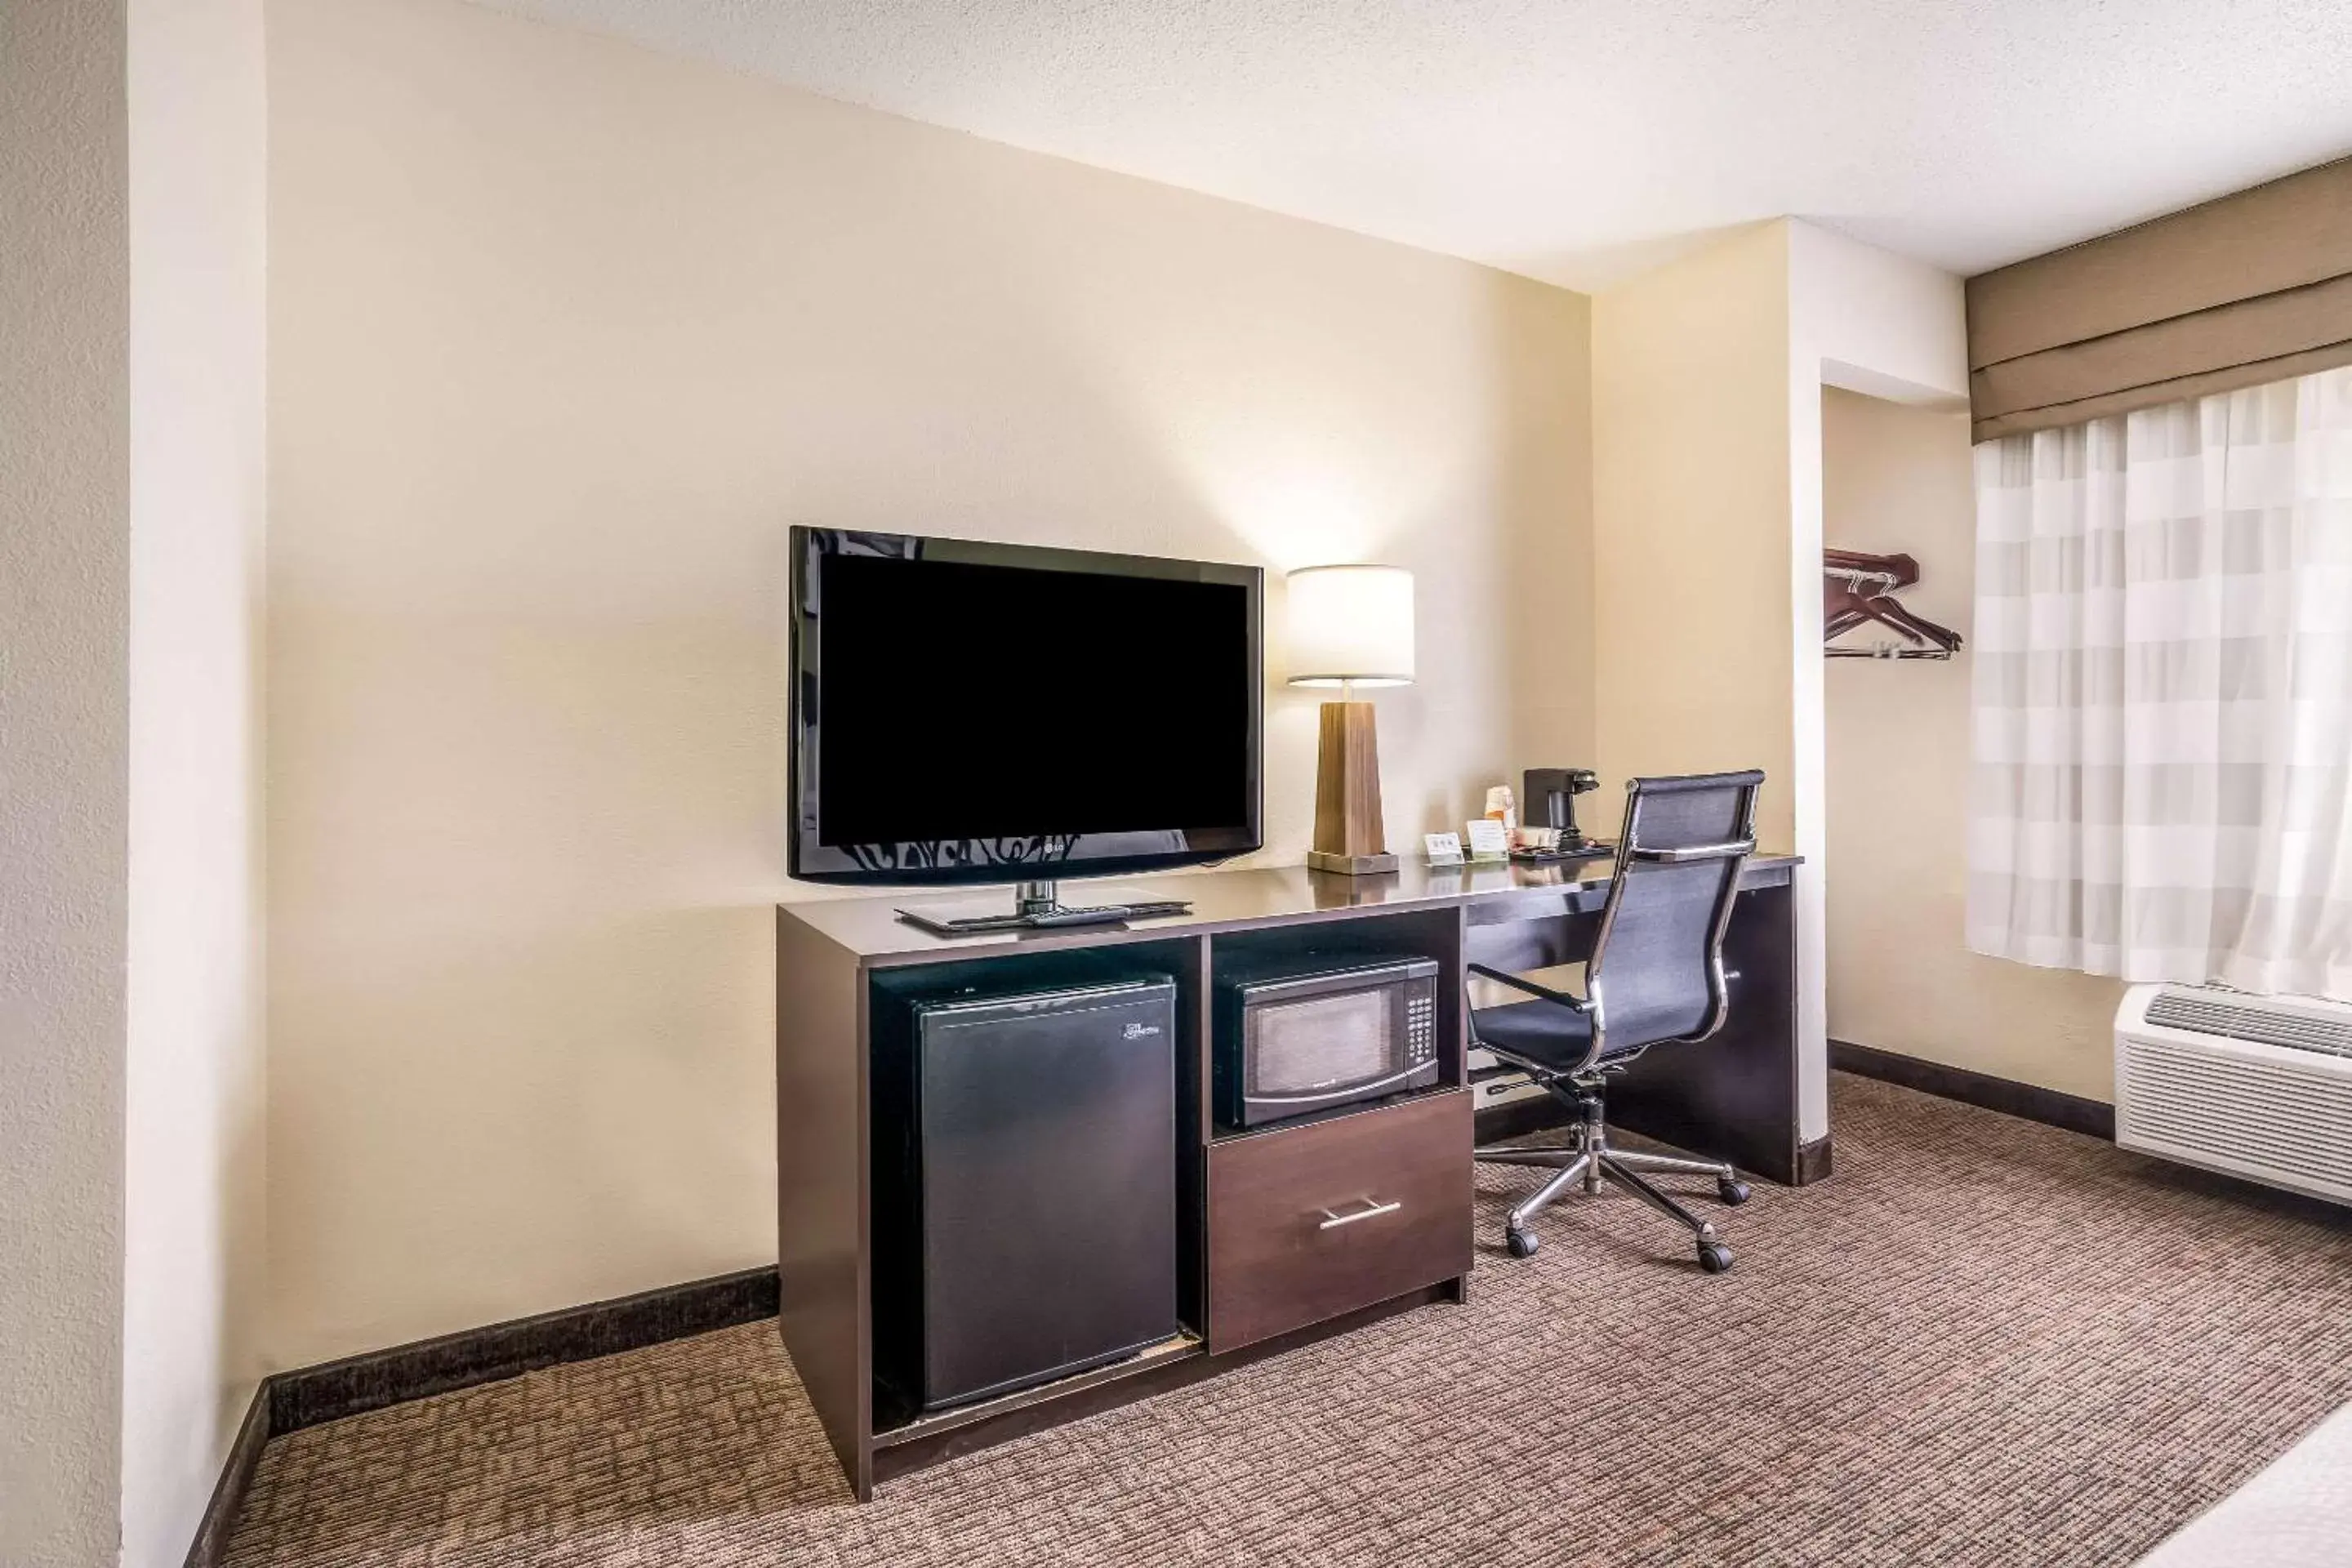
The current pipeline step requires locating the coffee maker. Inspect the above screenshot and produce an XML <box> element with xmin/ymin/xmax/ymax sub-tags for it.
<box><xmin>1522</xmin><ymin>768</ymin><xmax>1602</xmax><ymax>853</ymax></box>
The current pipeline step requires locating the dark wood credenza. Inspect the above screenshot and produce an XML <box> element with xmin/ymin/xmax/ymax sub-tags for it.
<box><xmin>776</xmin><ymin>853</ymin><xmax>1804</xmax><ymax>1498</ymax></box>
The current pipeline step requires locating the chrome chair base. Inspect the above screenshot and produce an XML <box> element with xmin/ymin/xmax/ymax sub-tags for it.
<box><xmin>1475</xmin><ymin>1077</ymin><xmax>1746</xmax><ymax>1272</ymax></box>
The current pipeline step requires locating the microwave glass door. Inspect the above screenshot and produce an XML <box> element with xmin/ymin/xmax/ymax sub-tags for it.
<box><xmin>1250</xmin><ymin>987</ymin><xmax>1397</xmax><ymax>1094</ymax></box>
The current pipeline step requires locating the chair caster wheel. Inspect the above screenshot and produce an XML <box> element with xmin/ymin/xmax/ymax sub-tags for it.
<box><xmin>1717</xmin><ymin>1177</ymin><xmax>1751</xmax><ymax>1206</ymax></box>
<box><xmin>1506</xmin><ymin>1227</ymin><xmax>1539</xmax><ymax>1258</ymax></box>
<box><xmin>1697</xmin><ymin>1241</ymin><xmax>1734</xmax><ymax>1273</ymax></box>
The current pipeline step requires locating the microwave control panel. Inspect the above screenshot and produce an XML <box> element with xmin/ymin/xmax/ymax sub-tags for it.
<box><xmin>1406</xmin><ymin>983</ymin><xmax>1436</xmax><ymax>1063</ymax></box>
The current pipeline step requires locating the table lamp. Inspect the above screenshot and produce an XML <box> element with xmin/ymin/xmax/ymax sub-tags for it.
<box><xmin>1286</xmin><ymin>564</ymin><xmax>1414</xmax><ymax>875</ymax></box>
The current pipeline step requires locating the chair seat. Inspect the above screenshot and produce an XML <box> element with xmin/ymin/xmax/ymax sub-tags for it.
<box><xmin>1472</xmin><ymin>998</ymin><xmax>1638</xmax><ymax>1076</ymax></box>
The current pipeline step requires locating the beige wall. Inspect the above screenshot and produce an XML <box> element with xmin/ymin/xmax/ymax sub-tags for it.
<box><xmin>1822</xmin><ymin>387</ymin><xmax>2122</xmax><ymax>1102</ymax></box>
<box><xmin>266</xmin><ymin>0</ymin><xmax>1593</xmax><ymax>1365</ymax></box>
<box><xmin>0</xmin><ymin>2</ymin><xmax>131</xmax><ymax>1563</ymax></box>
<box><xmin>122</xmin><ymin>0</ymin><xmax>271</xmax><ymax>1561</ymax></box>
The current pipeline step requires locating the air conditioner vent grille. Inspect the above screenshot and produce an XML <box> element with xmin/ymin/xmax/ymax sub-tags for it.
<box><xmin>2116</xmin><ymin>1036</ymin><xmax>2352</xmax><ymax>1201</ymax></box>
<box><xmin>2143</xmin><ymin>992</ymin><xmax>2352</xmax><ymax>1058</ymax></box>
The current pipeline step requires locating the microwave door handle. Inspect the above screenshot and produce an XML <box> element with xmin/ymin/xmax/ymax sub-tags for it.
<box><xmin>1248</xmin><ymin>1060</ymin><xmax>1433</xmax><ymax>1103</ymax></box>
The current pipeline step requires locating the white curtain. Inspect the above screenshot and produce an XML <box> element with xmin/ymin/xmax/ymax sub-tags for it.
<box><xmin>1967</xmin><ymin>365</ymin><xmax>2352</xmax><ymax>1000</ymax></box>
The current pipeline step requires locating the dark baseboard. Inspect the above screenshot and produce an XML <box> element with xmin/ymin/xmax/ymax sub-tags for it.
<box><xmin>184</xmin><ymin>1381</ymin><xmax>271</xmax><ymax>1568</ymax></box>
<box><xmin>188</xmin><ymin>1266</ymin><xmax>780</xmax><ymax>1561</ymax></box>
<box><xmin>1830</xmin><ymin>1040</ymin><xmax>2352</xmax><ymax>1232</ymax></box>
<box><xmin>174</xmin><ymin>1093</ymin><xmax>1846</xmax><ymax>1553</ymax></box>
<box><xmin>189</xmin><ymin>1265</ymin><xmax>782</xmax><ymax>1561</ymax></box>
<box><xmin>1830</xmin><ymin>1039</ymin><xmax>2115</xmax><ymax>1141</ymax></box>
<box><xmin>270</xmin><ymin>1264</ymin><xmax>780</xmax><ymax>1434</ymax></box>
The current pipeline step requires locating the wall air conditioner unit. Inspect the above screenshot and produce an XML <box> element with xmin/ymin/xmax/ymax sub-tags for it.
<box><xmin>2114</xmin><ymin>983</ymin><xmax>2352</xmax><ymax>1207</ymax></box>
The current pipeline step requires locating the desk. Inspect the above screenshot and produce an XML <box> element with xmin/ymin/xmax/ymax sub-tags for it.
<box><xmin>776</xmin><ymin>852</ymin><xmax>1805</xmax><ymax>1497</ymax></box>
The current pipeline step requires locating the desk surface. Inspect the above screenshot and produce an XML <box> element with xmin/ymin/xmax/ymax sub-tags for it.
<box><xmin>781</xmin><ymin>851</ymin><xmax>1802</xmax><ymax>967</ymax></box>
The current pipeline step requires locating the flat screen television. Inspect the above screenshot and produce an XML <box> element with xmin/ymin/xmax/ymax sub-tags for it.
<box><xmin>789</xmin><ymin>527</ymin><xmax>1263</xmax><ymax>889</ymax></box>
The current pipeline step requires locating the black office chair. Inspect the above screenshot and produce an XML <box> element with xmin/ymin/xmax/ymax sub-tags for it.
<box><xmin>1472</xmin><ymin>769</ymin><xmax>1764</xmax><ymax>1273</ymax></box>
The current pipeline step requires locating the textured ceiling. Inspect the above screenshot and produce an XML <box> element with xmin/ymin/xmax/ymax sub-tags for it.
<box><xmin>466</xmin><ymin>0</ymin><xmax>2352</xmax><ymax>289</ymax></box>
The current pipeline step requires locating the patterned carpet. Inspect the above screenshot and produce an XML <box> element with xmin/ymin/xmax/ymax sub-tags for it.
<box><xmin>225</xmin><ymin>1074</ymin><xmax>2352</xmax><ymax>1567</ymax></box>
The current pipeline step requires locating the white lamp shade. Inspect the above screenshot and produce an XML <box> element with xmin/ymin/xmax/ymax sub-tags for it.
<box><xmin>1285</xmin><ymin>564</ymin><xmax>1414</xmax><ymax>687</ymax></box>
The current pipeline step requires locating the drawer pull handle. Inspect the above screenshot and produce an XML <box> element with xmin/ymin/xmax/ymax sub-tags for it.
<box><xmin>1318</xmin><ymin>1197</ymin><xmax>1402</xmax><ymax>1230</ymax></box>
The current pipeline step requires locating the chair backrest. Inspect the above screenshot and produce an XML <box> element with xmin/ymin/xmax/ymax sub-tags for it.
<box><xmin>1586</xmin><ymin>770</ymin><xmax>1764</xmax><ymax>1055</ymax></box>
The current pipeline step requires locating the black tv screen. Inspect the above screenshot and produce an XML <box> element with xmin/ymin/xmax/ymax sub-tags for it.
<box><xmin>790</xmin><ymin>528</ymin><xmax>1263</xmax><ymax>885</ymax></box>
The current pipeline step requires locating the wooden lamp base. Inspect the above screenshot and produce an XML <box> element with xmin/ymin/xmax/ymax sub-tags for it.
<box><xmin>1306</xmin><ymin>700</ymin><xmax>1396</xmax><ymax>875</ymax></box>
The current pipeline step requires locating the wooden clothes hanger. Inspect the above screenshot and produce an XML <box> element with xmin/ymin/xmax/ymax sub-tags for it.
<box><xmin>1824</xmin><ymin>547</ymin><xmax>1919</xmax><ymax>590</ymax></box>
<box><xmin>1824</xmin><ymin>548</ymin><xmax>1961</xmax><ymax>659</ymax></box>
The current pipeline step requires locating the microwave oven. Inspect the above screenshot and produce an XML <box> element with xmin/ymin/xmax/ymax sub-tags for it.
<box><xmin>1213</xmin><ymin>955</ymin><xmax>1441</xmax><ymax>1129</ymax></box>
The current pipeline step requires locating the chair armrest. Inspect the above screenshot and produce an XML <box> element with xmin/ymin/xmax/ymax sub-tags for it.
<box><xmin>1624</xmin><ymin>838</ymin><xmax>1756</xmax><ymax>865</ymax></box>
<box><xmin>1467</xmin><ymin>963</ymin><xmax>1592</xmax><ymax>1013</ymax></box>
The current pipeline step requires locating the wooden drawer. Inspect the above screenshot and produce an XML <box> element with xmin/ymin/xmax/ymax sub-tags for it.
<box><xmin>1206</xmin><ymin>1089</ymin><xmax>1471</xmax><ymax>1352</ymax></box>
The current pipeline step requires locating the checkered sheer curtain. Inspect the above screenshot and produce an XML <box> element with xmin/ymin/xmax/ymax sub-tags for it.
<box><xmin>1967</xmin><ymin>366</ymin><xmax>2352</xmax><ymax>1000</ymax></box>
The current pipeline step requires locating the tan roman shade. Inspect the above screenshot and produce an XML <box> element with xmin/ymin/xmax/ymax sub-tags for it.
<box><xmin>1965</xmin><ymin>157</ymin><xmax>2352</xmax><ymax>442</ymax></box>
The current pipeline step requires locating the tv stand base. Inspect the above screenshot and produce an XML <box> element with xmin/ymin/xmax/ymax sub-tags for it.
<box><xmin>895</xmin><ymin>889</ymin><xmax>1194</xmax><ymax>936</ymax></box>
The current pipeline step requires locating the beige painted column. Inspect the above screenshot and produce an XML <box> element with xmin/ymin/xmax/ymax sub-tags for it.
<box><xmin>1592</xmin><ymin>224</ymin><xmax>1798</xmax><ymax>844</ymax></box>
<box><xmin>2</xmin><ymin>4</ymin><xmax>270</xmax><ymax>1564</ymax></box>
<box><xmin>122</xmin><ymin>0</ymin><xmax>271</xmax><ymax>1563</ymax></box>
<box><xmin>1592</xmin><ymin>220</ymin><xmax>1967</xmax><ymax>1150</ymax></box>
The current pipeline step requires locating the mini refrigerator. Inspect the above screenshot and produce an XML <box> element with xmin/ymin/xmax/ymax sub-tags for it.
<box><xmin>871</xmin><ymin>974</ymin><xmax>1179</xmax><ymax>1413</ymax></box>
